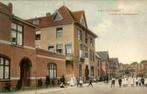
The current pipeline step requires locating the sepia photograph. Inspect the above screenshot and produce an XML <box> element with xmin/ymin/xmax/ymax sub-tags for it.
<box><xmin>0</xmin><ymin>0</ymin><xmax>147</xmax><ymax>94</ymax></box>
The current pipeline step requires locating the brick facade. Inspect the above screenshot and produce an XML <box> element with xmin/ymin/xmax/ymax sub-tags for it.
<box><xmin>0</xmin><ymin>2</ymin><xmax>66</xmax><ymax>90</ymax></box>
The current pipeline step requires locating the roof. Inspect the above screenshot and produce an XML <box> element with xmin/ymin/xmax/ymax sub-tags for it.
<box><xmin>0</xmin><ymin>2</ymin><xmax>36</xmax><ymax>28</ymax></box>
<box><xmin>97</xmin><ymin>51</ymin><xmax>109</xmax><ymax>61</ymax></box>
<box><xmin>26</xmin><ymin>5</ymin><xmax>97</xmax><ymax>37</ymax></box>
<box><xmin>26</xmin><ymin>5</ymin><xmax>78</xmax><ymax>27</ymax></box>
<box><xmin>95</xmin><ymin>52</ymin><xmax>101</xmax><ymax>59</ymax></box>
<box><xmin>110</xmin><ymin>58</ymin><xmax>119</xmax><ymax>64</ymax></box>
<box><xmin>13</xmin><ymin>15</ymin><xmax>37</xmax><ymax>28</ymax></box>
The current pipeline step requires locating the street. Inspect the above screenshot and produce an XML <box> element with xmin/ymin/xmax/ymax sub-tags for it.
<box><xmin>41</xmin><ymin>83</ymin><xmax>147</xmax><ymax>94</ymax></box>
<box><xmin>5</xmin><ymin>82</ymin><xmax>147</xmax><ymax>94</ymax></box>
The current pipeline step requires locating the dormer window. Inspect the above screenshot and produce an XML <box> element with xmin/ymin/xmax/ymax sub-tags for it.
<box><xmin>32</xmin><ymin>19</ymin><xmax>40</xmax><ymax>25</ymax></box>
<box><xmin>53</xmin><ymin>11</ymin><xmax>63</xmax><ymax>21</ymax></box>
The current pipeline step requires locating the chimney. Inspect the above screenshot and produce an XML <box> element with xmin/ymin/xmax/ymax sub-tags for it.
<box><xmin>8</xmin><ymin>3</ymin><xmax>12</xmax><ymax>13</ymax></box>
<box><xmin>46</xmin><ymin>12</ymin><xmax>51</xmax><ymax>16</ymax></box>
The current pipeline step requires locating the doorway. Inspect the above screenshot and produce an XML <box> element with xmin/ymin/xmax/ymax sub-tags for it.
<box><xmin>85</xmin><ymin>65</ymin><xmax>89</xmax><ymax>80</ymax></box>
<box><xmin>20</xmin><ymin>58</ymin><xmax>32</xmax><ymax>87</ymax></box>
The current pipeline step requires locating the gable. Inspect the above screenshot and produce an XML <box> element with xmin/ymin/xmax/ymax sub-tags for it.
<box><xmin>80</xmin><ymin>14</ymin><xmax>86</xmax><ymax>27</ymax></box>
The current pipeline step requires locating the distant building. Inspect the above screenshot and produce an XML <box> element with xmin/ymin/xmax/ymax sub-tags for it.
<box><xmin>109</xmin><ymin>58</ymin><xmax>119</xmax><ymax>77</ymax></box>
<box><xmin>95</xmin><ymin>53</ymin><xmax>102</xmax><ymax>80</ymax></box>
<box><xmin>97</xmin><ymin>51</ymin><xmax>110</xmax><ymax>79</ymax></box>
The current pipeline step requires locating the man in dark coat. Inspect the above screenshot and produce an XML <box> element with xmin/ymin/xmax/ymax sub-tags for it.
<box><xmin>118</xmin><ymin>78</ymin><xmax>122</xmax><ymax>87</ymax></box>
<box><xmin>88</xmin><ymin>79</ymin><xmax>93</xmax><ymax>87</ymax></box>
<box><xmin>111</xmin><ymin>77</ymin><xmax>115</xmax><ymax>87</ymax></box>
<box><xmin>141</xmin><ymin>77</ymin><xmax>145</xmax><ymax>86</ymax></box>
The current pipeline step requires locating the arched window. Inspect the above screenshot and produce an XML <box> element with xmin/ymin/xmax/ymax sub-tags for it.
<box><xmin>0</xmin><ymin>56</ymin><xmax>10</xmax><ymax>80</ymax></box>
<box><xmin>48</xmin><ymin>63</ymin><xmax>57</xmax><ymax>79</ymax></box>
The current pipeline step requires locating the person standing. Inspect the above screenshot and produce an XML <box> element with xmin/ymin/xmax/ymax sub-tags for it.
<box><xmin>88</xmin><ymin>79</ymin><xmax>93</xmax><ymax>87</ymax></box>
<box><xmin>60</xmin><ymin>75</ymin><xmax>65</xmax><ymax>88</ymax></box>
<box><xmin>141</xmin><ymin>77</ymin><xmax>145</xmax><ymax>86</ymax></box>
<box><xmin>76</xmin><ymin>77</ymin><xmax>80</xmax><ymax>87</ymax></box>
<box><xmin>138</xmin><ymin>77</ymin><xmax>142</xmax><ymax>86</ymax></box>
<box><xmin>118</xmin><ymin>78</ymin><xmax>122</xmax><ymax>88</ymax></box>
<box><xmin>135</xmin><ymin>77</ymin><xmax>139</xmax><ymax>86</ymax></box>
<box><xmin>111</xmin><ymin>77</ymin><xmax>115</xmax><ymax>87</ymax></box>
<box><xmin>123</xmin><ymin>77</ymin><xmax>128</xmax><ymax>87</ymax></box>
<box><xmin>70</xmin><ymin>77</ymin><xmax>74</xmax><ymax>87</ymax></box>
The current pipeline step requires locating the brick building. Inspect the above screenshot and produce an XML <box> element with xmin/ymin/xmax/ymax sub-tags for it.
<box><xmin>0</xmin><ymin>2</ymin><xmax>66</xmax><ymax>90</ymax></box>
<box><xmin>97</xmin><ymin>51</ymin><xmax>110</xmax><ymax>79</ymax></box>
<box><xmin>27</xmin><ymin>6</ymin><xmax>98</xmax><ymax>81</ymax></box>
<box><xmin>95</xmin><ymin>53</ymin><xmax>102</xmax><ymax>80</ymax></box>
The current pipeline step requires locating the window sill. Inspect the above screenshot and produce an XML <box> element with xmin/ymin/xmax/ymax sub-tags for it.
<box><xmin>0</xmin><ymin>79</ymin><xmax>10</xmax><ymax>82</ymax></box>
<box><xmin>11</xmin><ymin>43</ymin><xmax>24</xmax><ymax>48</ymax></box>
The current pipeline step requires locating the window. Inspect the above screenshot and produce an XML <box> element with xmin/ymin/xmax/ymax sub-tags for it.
<box><xmin>79</xmin><ymin>64</ymin><xmax>82</xmax><ymax>77</ymax></box>
<box><xmin>53</xmin><ymin>11</ymin><xmax>63</xmax><ymax>21</ymax></box>
<box><xmin>0</xmin><ymin>57</ymin><xmax>10</xmax><ymax>80</ymax></box>
<box><xmin>97</xmin><ymin>61</ymin><xmax>99</xmax><ymax>67</ymax></box>
<box><xmin>36</xmin><ymin>34</ymin><xmax>41</xmax><ymax>40</ymax></box>
<box><xmin>35</xmin><ymin>31</ymin><xmax>41</xmax><ymax>48</ymax></box>
<box><xmin>11</xmin><ymin>23</ymin><xmax>23</xmax><ymax>46</ymax></box>
<box><xmin>32</xmin><ymin>19</ymin><xmax>40</xmax><ymax>25</ymax></box>
<box><xmin>48</xmin><ymin>63</ymin><xmax>57</xmax><ymax>79</ymax></box>
<box><xmin>56</xmin><ymin>44</ymin><xmax>63</xmax><ymax>53</ymax></box>
<box><xmin>56</xmin><ymin>28</ymin><xmax>63</xmax><ymax>38</ymax></box>
<box><xmin>85</xmin><ymin>32</ymin><xmax>88</xmax><ymax>44</ymax></box>
<box><xmin>65</xmin><ymin>43</ymin><xmax>72</xmax><ymax>54</ymax></box>
<box><xmin>90</xmin><ymin>37</ymin><xmax>94</xmax><ymax>47</ymax></box>
<box><xmin>91</xmin><ymin>66</ymin><xmax>94</xmax><ymax>77</ymax></box>
<box><xmin>85</xmin><ymin>46</ymin><xmax>88</xmax><ymax>58</ymax></box>
<box><xmin>93</xmin><ymin>52</ymin><xmax>95</xmax><ymax>62</ymax></box>
<box><xmin>90</xmin><ymin>50</ymin><xmax>92</xmax><ymax>61</ymax></box>
<box><xmin>77</xmin><ymin>29</ymin><xmax>82</xmax><ymax>41</ymax></box>
<box><xmin>48</xmin><ymin>45</ymin><xmax>55</xmax><ymax>52</ymax></box>
<box><xmin>80</xmin><ymin>44</ymin><xmax>84</xmax><ymax>57</ymax></box>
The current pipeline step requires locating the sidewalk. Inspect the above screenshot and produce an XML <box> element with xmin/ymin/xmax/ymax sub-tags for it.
<box><xmin>1</xmin><ymin>82</ymin><xmax>104</xmax><ymax>94</ymax></box>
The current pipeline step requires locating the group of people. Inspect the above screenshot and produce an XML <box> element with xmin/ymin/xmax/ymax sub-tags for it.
<box><xmin>61</xmin><ymin>76</ymin><xmax>94</xmax><ymax>88</ymax></box>
<box><xmin>111</xmin><ymin>76</ymin><xmax>146</xmax><ymax>87</ymax></box>
<box><xmin>66</xmin><ymin>76</ymin><xmax>84</xmax><ymax>87</ymax></box>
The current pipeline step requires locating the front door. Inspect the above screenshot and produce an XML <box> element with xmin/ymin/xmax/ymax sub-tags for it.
<box><xmin>20</xmin><ymin>58</ymin><xmax>31</xmax><ymax>87</ymax></box>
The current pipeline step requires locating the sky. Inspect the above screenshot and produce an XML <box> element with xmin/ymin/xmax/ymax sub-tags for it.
<box><xmin>1</xmin><ymin>0</ymin><xmax>147</xmax><ymax>64</ymax></box>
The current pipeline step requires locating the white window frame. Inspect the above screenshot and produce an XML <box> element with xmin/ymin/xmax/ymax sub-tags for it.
<box><xmin>48</xmin><ymin>63</ymin><xmax>57</xmax><ymax>79</ymax></box>
<box><xmin>0</xmin><ymin>57</ymin><xmax>10</xmax><ymax>80</ymax></box>
<box><xmin>11</xmin><ymin>23</ymin><xmax>23</xmax><ymax>46</ymax></box>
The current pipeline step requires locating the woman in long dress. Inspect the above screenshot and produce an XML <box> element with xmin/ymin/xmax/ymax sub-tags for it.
<box><xmin>70</xmin><ymin>77</ymin><xmax>74</xmax><ymax>86</ymax></box>
<box><xmin>123</xmin><ymin>77</ymin><xmax>128</xmax><ymax>87</ymax></box>
<box><xmin>130</xmin><ymin>77</ymin><xmax>135</xmax><ymax>86</ymax></box>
